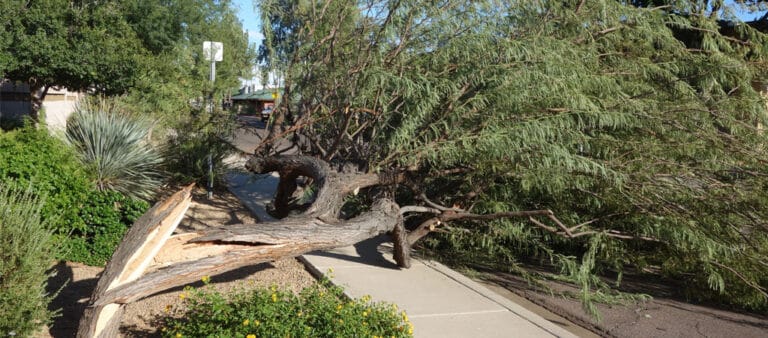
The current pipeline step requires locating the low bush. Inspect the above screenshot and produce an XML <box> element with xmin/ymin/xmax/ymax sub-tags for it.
<box><xmin>63</xmin><ymin>190</ymin><xmax>148</xmax><ymax>266</ymax></box>
<box><xmin>0</xmin><ymin>185</ymin><xmax>60</xmax><ymax>337</ymax></box>
<box><xmin>0</xmin><ymin>125</ymin><xmax>92</xmax><ymax>234</ymax></box>
<box><xmin>162</xmin><ymin>277</ymin><xmax>414</xmax><ymax>338</ymax></box>
<box><xmin>0</xmin><ymin>126</ymin><xmax>149</xmax><ymax>265</ymax></box>
<box><xmin>164</xmin><ymin>110</ymin><xmax>236</xmax><ymax>188</ymax></box>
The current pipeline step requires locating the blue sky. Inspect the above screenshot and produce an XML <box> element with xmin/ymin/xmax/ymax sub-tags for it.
<box><xmin>232</xmin><ymin>0</ymin><xmax>263</xmax><ymax>46</ymax></box>
<box><xmin>230</xmin><ymin>1</ymin><xmax>766</xmax><ymax>45</ymax></box>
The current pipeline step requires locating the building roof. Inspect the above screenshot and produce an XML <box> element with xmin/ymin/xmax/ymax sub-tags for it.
<box><xmin>231</xmin><ymin>88</ymin><xmax>282</xmax><ymax>101</ymax></box>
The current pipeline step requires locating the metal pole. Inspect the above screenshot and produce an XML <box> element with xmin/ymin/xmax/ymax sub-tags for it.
<box><xmin>207</xmin><ymin>60</ymin><xmax>216</xmax><ymax>199</ymax></box>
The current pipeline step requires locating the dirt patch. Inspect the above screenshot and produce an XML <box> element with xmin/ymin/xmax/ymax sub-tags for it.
<box><xmin>480</xmin><ymin>271</ymin><xmax>768</xmax><ymax>338</ymax></box>
<box><xmin>41</xmin><ymin>188</ymin><xmax>317</xmax><ymax>337</ymax></box>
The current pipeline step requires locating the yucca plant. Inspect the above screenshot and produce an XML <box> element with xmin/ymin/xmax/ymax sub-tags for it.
<box><xmin>66</xmin><ymin>99</ymin><xmax>164</xmax><ymax>201</ymax></box>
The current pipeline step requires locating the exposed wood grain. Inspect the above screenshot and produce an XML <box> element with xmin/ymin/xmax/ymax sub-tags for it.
<box><xmin>77</xmin><ymin>185</ymin><xmax>194</xmax><ymax>338</ymax></box>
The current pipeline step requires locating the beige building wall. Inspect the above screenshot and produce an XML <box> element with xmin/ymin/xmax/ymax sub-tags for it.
<box><xmin>43</xmin><ymin>87</ymin><xmax>83</xmax><ymax>131</ymax></box>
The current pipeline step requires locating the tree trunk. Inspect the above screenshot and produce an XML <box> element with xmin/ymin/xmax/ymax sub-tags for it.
<box><xmin>77</xmin><ymin>156</ymin><xmax>408</xmax><ymax>336</ymax></box>
<box><xmin>28</xmin><ymin>83</ymin><xmax>49</xmax><ymax>124</ymax></box>
<box><xmin>77</xmin><ymin>185</ymin><xmax>195</xmax><ymax>338</ymax></box>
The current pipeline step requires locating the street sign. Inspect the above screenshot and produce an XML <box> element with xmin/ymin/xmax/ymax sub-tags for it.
<box><xmin>203</xmin><ymin>41</ymin><xmax>223</xmax><ymax>62</ymax></box>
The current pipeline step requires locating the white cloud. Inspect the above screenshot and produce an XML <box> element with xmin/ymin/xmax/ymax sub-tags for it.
<box><xmin>244</xmin><ymin>29</ymin><xmax>265</xmax><ymax>44</ymax></box>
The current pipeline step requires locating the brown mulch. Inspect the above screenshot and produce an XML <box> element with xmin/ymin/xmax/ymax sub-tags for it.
<box><xmin>480</xmin><ymin>270</ymin><xmax>768</xmax><ymax>338</ymax></box>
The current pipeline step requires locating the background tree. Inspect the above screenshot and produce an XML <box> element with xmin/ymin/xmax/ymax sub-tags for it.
<box><xmin>120</xmin><ymin>0</ymin><xmax>255</xmax><ymax>123</ymax></box>
<box><xmin>1</xmin><ymin>0</ymin><xmax>254</xmax><ymax>125</ymax></box>
<box><xmin>257</xmin><ymin>0</ymin><xmax>768</xmax><ymax>313</ymax></box>
<box><xmin>2</xmin><ymin>0</ymin><xmax>147</xmax><ymax>122</ymax></box>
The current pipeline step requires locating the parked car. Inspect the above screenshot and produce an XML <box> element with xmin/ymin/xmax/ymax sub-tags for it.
<box><xmin>261</xmin><ymin>107</ymin><xmax>273</xmax><ymax>122</ymax></box>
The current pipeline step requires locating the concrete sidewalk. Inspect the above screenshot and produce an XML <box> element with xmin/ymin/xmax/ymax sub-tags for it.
<box><xmin>226</xmin><ymin>172</ymin><xmax>578</xmax><ymax>338</ymax></box>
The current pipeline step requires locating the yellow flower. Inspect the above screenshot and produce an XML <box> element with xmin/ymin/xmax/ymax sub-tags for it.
<box><xmin>175</xmin><ymin>334</ymin><xmax>183</xmax><ymax>338</ymax></box>
<box><xmin>164</xmin><ymin>304</ymin><xmax>172</xmax><ymax>313</ymax></box>
<box><xmin>407</xmin><ymin>323</ymin><xmax>414</xmax><ymax>335</ymax></box>
<box><xmin>254</xmin><ymin>320</ymin><xmax>261</xmax><ymax>327</ymax></box>
<box><xmin>201</xmin><ymin>275</ymin><xmax>211</xmax><ymax>284</ymax></box>
<box><xmin>247</xmin><ymin>335</ymin><xmax>256</xmax><ymax>338</ymax></box>
<box><xmin>178</xmin><ymin>293</ymin><xmax>186</xmax><ymax>300</ymax></box>
<box><xmin>271</xmin><ymin>293</ymin><xmax>278</xmax><ymax>302</ymax></box>
<box><xmin>361</xmin><ymin>294</ymin><xmax>371</xmax><ymax>302</ymax></box>
<box><xmin>243</xmin><ymin>319</ymin><xmax>250</xmax><ymax>326</ymax></box>
<box><xmin>297</xmin><ymin>311</ymin><xmax>303</xmax><ymax>317</ymax></box>
<box><xmin>362</xmin><ymin>311</ymin><xmax>369</xmax><ymax>317</ymax></box>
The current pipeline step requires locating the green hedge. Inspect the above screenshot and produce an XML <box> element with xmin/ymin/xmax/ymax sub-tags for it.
<box><xmin>0</xmin><ymin>126</ymin><xmax>91</xmax><ymax>233</ymax></box>
<box><xmin>63</xmin><ymin>190</ymin><xmax>148</xmax><ymax>266</ymax></box>
<box><xmin>0</xmin><ymin>126</ymin><xmax>148</xmax><ymax>265</ymax></box>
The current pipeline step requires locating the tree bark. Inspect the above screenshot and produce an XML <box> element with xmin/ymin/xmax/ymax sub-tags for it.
<box><xmin>28</xmin><ymin>83</ymin><xmax>49</xmax><ymax>124</ymax></box>
<box><xmin>91</xmin><ymin>199</ymin><xmax>400</xmax><ymax>307</ymax></box>
<box><xmin>78</xmin><ymin>156</ymin><xmax>407</xmax><ymax>335</ymax></box>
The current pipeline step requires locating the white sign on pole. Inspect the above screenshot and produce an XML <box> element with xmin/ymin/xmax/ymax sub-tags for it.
<box><xmin>203</xmin><ymin>41</ymin><xmax>223</xmax><ymax>62</ymax></box>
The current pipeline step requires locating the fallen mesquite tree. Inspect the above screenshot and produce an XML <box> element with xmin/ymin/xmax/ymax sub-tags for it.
<box><xmin>78</xmin><ymin>154</ymin><xmax>632</xmax><ymax>337</ymax></box>
<box><xmin>253</xmin><ymin>0</ymin><xmax>768</xmax><ymax>314</ymax></box>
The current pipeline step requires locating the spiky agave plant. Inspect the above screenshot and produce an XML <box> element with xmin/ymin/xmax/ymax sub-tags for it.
<box><xmin>66</xmin><ymin>99</ymin><xmax>164</xmax><ymax>201</ymax></box>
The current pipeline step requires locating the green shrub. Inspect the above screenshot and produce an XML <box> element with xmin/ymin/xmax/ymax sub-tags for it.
<box><xmin>164</xmin><ymin>110</ymin><xmax>235</xmax><ymax>188</ymax></box>
<box><xmin>63</xmin><ymin>190</ymin><xmax>148</xmax><ymax>266</ymax></box>
<box><xmin>162</xmin><ymin>277</ymin><xmax>414</xmax><ymax>338</ymax></box>
<box><xmin>0</xmin><ymin>185</ymin><xmax>60</xmax><ymax>337</ymax></box>
<box><xmin>0</xmin><ymin>126</ymin><xmax>149</xmax><ymax>265</ymax></box>
<box><xmin>66</xmin><ymin>99</ymin><xmax>164</xmax><ymax>201</ymax></box>
<box><xmin>0</xmin><ymin>126</ymin><xmax>92</xmax><ymax>234</ymax></box>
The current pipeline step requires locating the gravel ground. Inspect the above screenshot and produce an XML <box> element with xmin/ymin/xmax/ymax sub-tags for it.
<box><xmin>40</xmin><ymin>188</ymin><xmax>317</xmax><ymax>338</ymax></box>
<box><xmin>479</xmin><ymin>270</ymin><xmax>768</xmax><ymax>338</ymax></box>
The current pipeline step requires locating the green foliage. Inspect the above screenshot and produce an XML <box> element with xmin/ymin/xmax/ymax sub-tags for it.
<box><xmin>120</xmin><ymin>0</ymin><xmax>256</xmax><ymax>124</ymax></box>
<box><xmin>2</xmin><ymin>0</ymin><xmax>148</xmax><ymax>112</ymax></box>
<box><xmin>0</xmin><ymin>125</ymin><xmax>92</xmax><ymax>234</ymax></box>
<box><xmin>164</xmin><ymin>110</ymin><xmax>236</xmax><ymax>187</ymax></box>
<box><xmin>0</xmin><ymin>185</ymin><xmax>60</xmax><ymax>337</ymax></box>
<box><xmin>162</xmin><ymin>277</ymin><xmax>414</xmax><ymax>337</ymax></box>
<box><xmin>66</xmin><ymin>99</ymin><xmax>164</xmax><ymax>201</ymax></box>
<box><xmin>0</xmin><ymin>125</ymin><xmax>149</xmax><ymax>266</ymax></box>
<box><xmin>62</xmin><ymin>190</ymin><xmax>148</xmax><ymax>266</ymax></box>
<box><xmin>263</xmin><ymin>0</ymin><xmax>768</xmax><ymax>312</ymax></box>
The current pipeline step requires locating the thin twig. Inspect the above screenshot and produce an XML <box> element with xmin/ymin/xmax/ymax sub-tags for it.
<box><xmin>711</xmin><ymin>261</ymin><xmax>768</xmax><ymax>299</ymax></box>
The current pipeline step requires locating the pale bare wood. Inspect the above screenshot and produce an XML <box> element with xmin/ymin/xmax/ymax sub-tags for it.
<box><xmin>77</xmin><ymin>185</ymin><xmax>194</xmax><ymax>338</ymax></box>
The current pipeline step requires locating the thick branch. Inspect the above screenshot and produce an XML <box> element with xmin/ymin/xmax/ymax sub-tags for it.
<box><xmin>91</xmin><ymin>199</ymin><xmax>400</xmax><ymax>307</ymax></box>
<box><xmin>246</xmin><ymin>155</ymin><xmax>397</xmax><ymax>220</ymax></box>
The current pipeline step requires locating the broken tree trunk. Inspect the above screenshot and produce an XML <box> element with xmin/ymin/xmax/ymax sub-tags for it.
<box><xmin>77</xmin><ymin>155</ymin><xmax>407</xmax><ymax>336</ymax></box>
<box><xmin>77</xmin><ymin>184</ymin><xmax>195</xmax><ymax>338</ymax></box>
